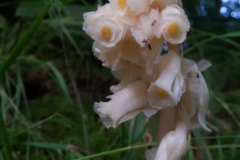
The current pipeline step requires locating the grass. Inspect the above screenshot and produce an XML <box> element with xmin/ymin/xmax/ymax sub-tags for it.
<box><xmin>0</xmin><ymin>0</ymin><xmax>240</xmax><ymax>159</ymax></box>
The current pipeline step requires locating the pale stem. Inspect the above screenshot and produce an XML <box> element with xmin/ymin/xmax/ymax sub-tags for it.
<box><xmin>157</xmin><ymin>105</ymin><xmax>179</xmax><ymax>144</ymax></box>
<box><xmin>167</xmin><ymin>43</ymin><xmax>183</xmax><ymax>58</ymax></box>
<box><xmin>157</xmin><ymin>43</ymin><xmax>182</xmax><ymax>145</ymax></box>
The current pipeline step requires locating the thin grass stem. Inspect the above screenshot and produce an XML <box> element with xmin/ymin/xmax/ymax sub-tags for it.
<box><xmin>0</xmin><ymin>111</ymin><xmax>13</xmax><ymax>160</ymax></box>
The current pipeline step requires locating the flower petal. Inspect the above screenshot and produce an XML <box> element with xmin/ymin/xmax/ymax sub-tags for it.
<box><xmin>94</xmin><ymin>81</ymin><xmax>148</xmax><ymax>128</ymax></box>
<box><xmin>148</xmin><ymin>51</ymin><xmax>185</xmax><ymax>108</ymax></box>
<box><xmin>146</xmin><ymin>121</ymin><xmax>190</xmax><ymax>160</ymax></box>
<box><xmin>197</xmin><ymin>59</ymin><xmax>212</xmax><ymax>72</ymax></box>
<box><xmin>198</xmin><ymin>72</ymin><xmax>211</xmax><ymax>132</ymax></box>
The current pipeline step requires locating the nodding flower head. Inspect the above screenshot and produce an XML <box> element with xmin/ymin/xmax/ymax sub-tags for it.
<box><xmin>82</xmin><ymin>0</ymin><xmax>211</xmax><ymax>159</ymax></box>
<box><xmin>94</xmin><ymin>81</ymin><xmax>157</xmax><ymax>128</ymax></box>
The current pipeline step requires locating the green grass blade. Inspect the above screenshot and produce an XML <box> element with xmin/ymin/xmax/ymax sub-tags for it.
<box><xmin>46</xmin><ymin>62</ymin><xmax>71</xmax><ymax>101</ymax></box>
<box><xmin>211</xmin><ymin>91</ymin><xmax>240</xmax><ymax>128</ymax></box>
<box><xmin>0</xmin><ymin>110</ymin><xmax>13</xmax><ymax>160</ymax></box>
<box><xmin>0</xmin><ymin>1</ymin><xmax>50</xmax><ymax>77</ymax></box>
<box><xmin>23</xmin><ymin>142</ymin><xmax>68</xmax><ymax>150</ymax></box>
<box><xmin>74</xmin><ymin>143</ymin><xmax>156</xmax><ymax>160</ymax></box>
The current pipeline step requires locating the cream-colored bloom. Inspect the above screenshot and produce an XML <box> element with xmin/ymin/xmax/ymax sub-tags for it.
<box><xmin>83</xmin><ymin>4</ymin><xmax>125</xmax><ymax>48</ymax></box>
<box><xmin>131</xmin><ymin>9</ymin><xmax>160</xmax><ymax>47</ymax></box>
<box><xmin>180</xmin><ymin>59</ymin><xmax>211</xmax><ymax>131</ymax></box>
<box><xmin>111</xmin><ymin>56</ymin><xmax>152</xmax><ymax>82</ymax></box>
<box><xmin>94</xmin><ymin>81</ymin><xmax>157</xmax><ymax>128</ymax></box>
<box><xmin>111</xmin><ymin>37</ymin><xmax>163</xmax><ymax>81</ymax></box>
<box><xmin>127</xmin><ymin>0</ymin><xmax>151</xmax><ymax>15</ymax></box>
<box><xmin>109</xmin><ymin>0</ymin><xmax>129</xmax><ymax>16</ymax></box>
<box><xmin>87</xmin><ymin>18</ymin><xmax>125</xmax><ymax>48</ymax></box>
<box><xmin>109</xmin><ymin>0</ymin><xmax>152</xmax><ymax>16</ymax></box>
<box><xmin>154</xmin><ymin>5</ymin><xmax>190</xmax><ymax>44</ymax></box>
<box><xmin>110</xmin><ymin>79</ymin><xmax>132</xmax><ymax>93</ymax></box>
<box><xmin>148</xmin><ymin>51</ymin><xmax>185</xmax><ymax>109</ymax></box>
<box><xmin>145</xmin><ymin>121</ymin><xmax>190</xmax><ymax>160</ymax></box>
<box><xmin>118</xmin><ymin>39</ymin><xmax>141</xmax><ymax>62</ymax></box>
<box><xmin>83</xmin><ymin>4</ymin><xmax>112</xmax><ymax>32</ymax></box>
<box><xmin>92</xmin><ymin>42</ymin><xmax>120</xmax><ymax>68</ymax></box>
<box><xmin>151</xmin><ymin>0</ymin><xmax>182</xmax><ymax>10</ymax></box>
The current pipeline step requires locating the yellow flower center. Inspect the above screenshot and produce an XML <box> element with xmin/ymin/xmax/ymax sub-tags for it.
<box><xmin>118</xmin><ymin>0</ymin><xmax>127</xmax><ymax>8</ymax></box>
<box><xmin>157</xmin><ymin>88</ymin><xmax>169</xmax><ymax>98</ymax></box>
<box><xmin>167</xmin><ymin>23</ymin><xmax>179</xmax><ymax>35</ymax></box>
<box><xmin>101</xmin><ymin>26</ymin><xmax>112</xmax><ymax>39</ymax></box>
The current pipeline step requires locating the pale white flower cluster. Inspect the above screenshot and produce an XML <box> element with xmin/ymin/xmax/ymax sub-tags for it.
<box><xmin>83</xmin><ymin>0</ymin><xmax>211</xmax><ymax>160</ymax></box>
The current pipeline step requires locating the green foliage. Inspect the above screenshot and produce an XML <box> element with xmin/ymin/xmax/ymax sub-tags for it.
<box><xmin>0</xmin><ymin>0</ymin><xmax>240</xmax><ymax>160</ymax></box>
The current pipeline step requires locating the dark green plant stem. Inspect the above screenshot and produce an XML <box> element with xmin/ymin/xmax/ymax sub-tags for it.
<box><xmin>0</xmin><ymin>112</ymin><xmax>13</xmax><ymax>160</ymax></box>
<box><xmin>0</xmin><ymin>2</ymin><xmax>51</xmax><ymax>160</ymax></box>
<box><xmin>0</xmin><ymin>1</ymin><xmax>51</xmax><ymax>77</ymax></box>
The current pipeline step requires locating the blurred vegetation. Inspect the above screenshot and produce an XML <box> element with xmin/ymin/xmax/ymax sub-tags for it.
<box><xmin>0</xmin><ymin>0</ymin><xmax>240</xmax><ymax>160</ymax></box>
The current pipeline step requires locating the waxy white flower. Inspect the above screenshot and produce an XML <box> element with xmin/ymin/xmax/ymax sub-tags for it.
<box><xmin>109</xmin><ymin>0</ymin><xmax>152</xmax><ymax>16</ymax></box>
<box><xmin>154</xmin><ymin>5</ymin><xmax>190</xmax><ymax>44</ymax></box>
<box><xmin>83</xmin><ymin>4</ymin><xmax>112</xmax><ymax>32</ymax></box>
<box><xmin>118</xmin><ymin>39</ymin><xmax>142</xmax><ymax>62</ymax></box>
<box><xmin>127</xmin><ymin>0</ymin><xmax>152</xmax><ymax>15</ymax></box>
<box><xmin>94</xmin><ymin>81</ymin><xmax>157</xmax><ymax>128</ymax></box>
<box><xmin>110</xmin><ymin>79</ymin><xmax>132</xmax><ymax>93</ymax></box>
<box><xmin>145</xmin><ymin>121</ymin><xmax>190</xmax><ymax>160</ymax></box>
<box><xmin>111</xmin><ymin>56</ymin><xmax>152</xmax><ymax>81</ymax></box>
<box><xmin>148</xmin><ymin>51</ymin><xmax>185</xmax><ymax>109</ymax></box>
<box><xmin>86</xmin><ymin>17</ymin><xmax>125</xmax><ymax>48</ymax></box>
<box><xmin>180</xmin><ymin>59</ymin><xmax>211</xmax><ymax>131</ymax></box>
<box><xmin>93</xmin><ymin>42</ymin><xmax>120</xmax><ymax>68</ymax></box>
<box><xmin>131</xmin><ymin>9</ymin><xmax>160</xmax><ymax>47</ymax></box>
<box><xmin>82</xmin><ymin>1</ymin><xmax>212</xmax><ymax>159</ymax></box>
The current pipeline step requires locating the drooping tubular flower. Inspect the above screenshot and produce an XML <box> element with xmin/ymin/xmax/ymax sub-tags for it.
<box><xmin>154</xmin><ymin>4</ymin><xmax>190</xmax><ymax>44</ymax></box>
<box><xmin>94</xmin><ymin>81</ymin><xmax>157</xmax><ymax>128</ymax></box>
<box><xmin>146</xmin><ymin>121</ymin><xmax>190</xmax><ymax>160</ymax></box>
<box><xmin>180</xmin><ymin>59</ymin><xmax>212</xmax><ymax>131</ymax></box>
<box><xmin>148</xmin><ymin>50</ymin><xmax>185</xmax><ymax>109</ymax></box>
<box><xmin>82</xmin><ymin>0</ymin><xmax>211</xmax><ymax>159</ymax></box>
